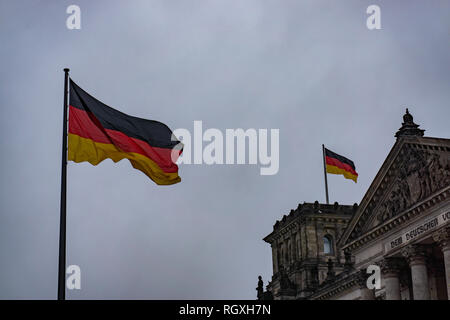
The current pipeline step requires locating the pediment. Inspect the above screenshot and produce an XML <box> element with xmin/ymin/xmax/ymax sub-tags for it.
<box><xmin>341</xmin><ymin>136</ymin><xmax>450</xmax><ymax>246</ymax></box>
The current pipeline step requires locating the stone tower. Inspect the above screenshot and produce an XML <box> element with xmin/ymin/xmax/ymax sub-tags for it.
<box><xmin>262</xmin><ymin>201</ymin><xmax>357</xmax><ymax>299</ymax></box>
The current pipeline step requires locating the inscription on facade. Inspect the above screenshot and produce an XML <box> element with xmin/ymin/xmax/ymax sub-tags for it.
<box><xmin>386</xmin><ymin>211</ymin><xmax>450</xmax><ymax>252</ymax></box>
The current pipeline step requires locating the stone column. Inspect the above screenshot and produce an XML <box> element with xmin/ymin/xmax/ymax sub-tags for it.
<box><xmin>287</xmin><ymin>239</ymin><xmax>291</xmax><ymax>265</ymax></box>
<box><xmin>291</xmin><ymin>232</ymin><xmax>297</xmax><ymax>262</ymax></box>
<box><xmin>300</xmin><ymin>225</ymin><xmax>307</xmax><ymax>259</ymax></box>
<box><xmin>402</xmin><ymin>244</ymin><xmax>430</xmax><ymax>300</ymax></box>
<box><xmin>380</xmin><ymin>257</ymin><xmax>403</xmax><ymax>300</ymax></box>
<box><xmin>357</xmin><ymin>269</ymin><xmax>375</xmax><ymax>300</ymax></box>
<box><xmin>286</xmin><ymin>238</ymin><xmax>291</xmax><ymax>266</ymax></box>
<box><xmin>335</xmin><ymin>225</ymin><xmax>344</xmax><ymax>262</ymax></box>
<box><xmin>428</xmin><ymin>263</ymin><xmax>439</xmax><ymax>300</ymax></box>
<box><xmin>271</xmin><ymin>242</ymin><xmax>278</xmax><ymax>274</ymax></box>
<box><xmin>306</xmin><ymin>224</ymin><xmax>317</xmax><ymax>258</ymax></box>
<box><xmin>432</xmin><ymin>227</ymin><xmax>450</xmax><ymax>300</ymax></box>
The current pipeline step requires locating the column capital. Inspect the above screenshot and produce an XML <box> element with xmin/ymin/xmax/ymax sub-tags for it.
<box><xmin>401</xmin><ymin>244</ymin><xmax>429</xmax><ymax>266</ymax></box>
<box><xmin>379</xmin><ymin>257</ymin><xmax>404</xmax><ymax>277</ymax></box>
<box><xmin>381</xmin><ymin>259</ymin><xmax>402</xmax><ymax>300</ymax></box>
<box><xmin>432</xmin><ymin>226</ymin><xmax>450</xmax><ymax>251</ymax></box>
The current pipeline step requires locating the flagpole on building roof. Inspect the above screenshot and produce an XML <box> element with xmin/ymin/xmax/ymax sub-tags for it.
<box><xmin>58</xmin><ymin>68</ymin><xmax>70</xmax><ymax>300</ymax></box>
<box><xmin>322</xmin><ymin>144</ymin><xmax>330</xmax><ymax>204</ymax></box>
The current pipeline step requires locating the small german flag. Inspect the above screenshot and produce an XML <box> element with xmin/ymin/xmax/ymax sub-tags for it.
<box><xmin>324</xmin><ymin>148</ymin><xmax>358</xmax><ymax>183</ymax></box>
<box><xmin>68</xmin><ymin>79</ymin><xmax>182</xmax><ymax>185</ymax></box>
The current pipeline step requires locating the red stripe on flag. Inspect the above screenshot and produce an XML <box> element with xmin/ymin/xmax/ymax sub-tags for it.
<box><xmin>68</xmin><ymin>105</ymin><xmax>180</xmax><ymax>173</ymax></box>
<box><xmin>325</xmin><ymin>156</ymin><xmax>358</xmax><ymax>176</ymax></box>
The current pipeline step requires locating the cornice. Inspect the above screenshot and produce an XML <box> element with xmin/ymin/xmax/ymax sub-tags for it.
<box><xmin>263</xmin><ymin>202</ymin><xmax>355</xmax><ymax>243</ymax></box>
<box><xmin>311</xmin><ymin>271</ymin><xmax>360</xmax><ymax>300</ymax></box>
<box><xmin>263</xmin><ymin>213</ymin><xmax>353</xmax><ymax>243</ymax></box>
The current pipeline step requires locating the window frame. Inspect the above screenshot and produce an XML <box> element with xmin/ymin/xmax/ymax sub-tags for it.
<box><xmin>323</xmin><ymin>234</ymin><xmax>334</xmax><ymax>255</ymax></box>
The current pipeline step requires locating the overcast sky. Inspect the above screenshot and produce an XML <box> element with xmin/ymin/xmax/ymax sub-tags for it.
<box><xmin>0</xmin><ymin>0</ymin><xmax>449</xmax><ymax>299</ymax></box>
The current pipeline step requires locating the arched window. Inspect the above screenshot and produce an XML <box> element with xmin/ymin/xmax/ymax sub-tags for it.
<box><xmin>323</xmin><ymin>235</ymin><xmax>334</xmax><ymax>254</ymax></box>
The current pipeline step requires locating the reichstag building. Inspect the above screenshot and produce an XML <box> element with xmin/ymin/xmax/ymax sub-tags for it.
<box><xmin>257</xmin><ymin>109</ymin><xmax>449</xmax><ymax>300</ymax></box>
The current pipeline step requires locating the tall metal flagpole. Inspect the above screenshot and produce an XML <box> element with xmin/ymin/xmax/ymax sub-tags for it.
<box><xmin>58</xmin><ymin>68</ymin><xmax>70</xmax><ymax>300</ymax></box>
<box><xmin>322</xmin><ymin>144</ymin><xmax>330</xmax><ymax>204</ymax></box>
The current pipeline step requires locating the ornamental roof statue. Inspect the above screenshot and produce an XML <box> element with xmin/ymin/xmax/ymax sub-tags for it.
<box><xmin>395</xmin><ymin>108</ymin><xmax>425</xmax><ymax>138</ymax></box>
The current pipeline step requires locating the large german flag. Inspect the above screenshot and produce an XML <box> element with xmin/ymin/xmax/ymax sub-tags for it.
<box><xmin>68</xmin><ymin>79</ymin><xmax>182</xmax><ymax>185</ymax></box>
<box><xmin>325</xmin><ymin>148</ymin><xmax>358</xmax><ymax>183</ymax></box>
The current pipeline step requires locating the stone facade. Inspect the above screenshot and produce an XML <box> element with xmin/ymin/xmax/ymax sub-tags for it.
<box><xmin>258</xmin><ymin>109</ymin><xmax>450</xmax><ymax>300</ymax></box>
<box><xmin>262</xmin><ymin>201</ymin><xmax>356</xmax><ymax>299</ymax></box>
